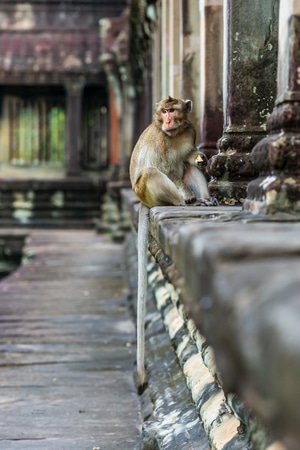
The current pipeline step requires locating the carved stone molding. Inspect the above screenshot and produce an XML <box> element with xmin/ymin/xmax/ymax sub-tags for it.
<box><xmin>244</xmin><ymin>13</ymin><xmax>300</xmax><ymax>214</ymax></box>
<box><xmin>208</xmin><ymin>0</ymin><xmax>279</xmax><ymax>205</ymax></box>
<box><xmin>208</xmin><ymin>130</ymin><xmax>263</xmax><ymax>205</ymax></box>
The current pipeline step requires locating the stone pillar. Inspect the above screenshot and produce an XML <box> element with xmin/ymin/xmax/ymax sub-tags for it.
<box><xmin>119</xmin><ymin>67</ymin><xmax>136</xmax><ymax>175</ymax></box>
<box><xmin>198</xmin><ymin>0</ymin><xmax>224</xmax><ymax>160</ymax></box>
<box><xmin>244</xmin><ymin>0</ymin><xmax>300</xmax><ymax>214</ymax></box>
<box><xmin>152</xmin><ymin>2</ymin><xmax>162</xmax><ymax>102</ymax></box>
<box><xmin>109</xmin><ymin>87</ymin><xmax>121</xmax><ymax>168</ymax></box>
<box><xmin>0</xmin><ymin>97</ymin><xmax>10</xmax><ymax>164</ymax></box>
<box><xmin>169</xmin><ymin>1</ymin><xmax>182</xmax><ymax>97</ymax></box>
<box><xmin>161</xmin><ymin>1</ymin><xmax>170</xmax><ymax>98</ymax></box>
<box><xmin>182</xmin><ymin>0</ymin><xmax>201</xmax><ymax>143</ymax></box>
<box><xmin>65</xmin><ymin>77</ymin><xmax>85</xmax><ymax>176</ymax></box>
<box><xmin>208</xmin><ymin>0</ymin><xmax>279</xmax><ymax>205</ymax></box>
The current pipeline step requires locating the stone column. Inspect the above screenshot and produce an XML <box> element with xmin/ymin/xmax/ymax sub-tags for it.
<box><xmin>182</xmin><ymin>0</ymin><xmax>201</xmax><ymax>143</ymax></box>
<box><xmin>161</xmin><ymin>1</ymin><xmax>170</xmax><ymax>98</ymax></box>
<box><xmin>65</xmin><ymin>77</ymin><xmax>85</xmax><ymax>176</ymax></box>
<box><xmin>0</xmin><ymin>97</ymin><xmax>10</xmax><ymax>164</ymax></box>
<box><xmin>198</xmin><ymin>0</ymin><xmax>223</xmax><ymax>160</ymax></box>
<box><xmin>244</xmin><ymin>0</ymin><xmax>300</xmax><ymax>214</ymax></box>
<box><xmin>109</xmin><ymin>87</ymin><xmax>121</xmax><ymax>168</ymax></box>
<box><xmin>152</xmin><ymin>2</ymin><xmax>162</xmax><ymax>102</ymax></box>
<box><xmin>208</xmin><ymin>0</ymin><xmax>279</xmax><ymax>205</ymax></box>
<box><xmin>169</xmin><ymin>1</ymin><xmax>182</xmax><ymax>97</ymax></box>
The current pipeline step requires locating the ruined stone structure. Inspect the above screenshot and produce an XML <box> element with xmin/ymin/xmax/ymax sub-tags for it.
<box><xmin>1</xmin><ymin>1</ymin><xmax>300</xmax><ymax>448</ymax></box>
<box><xmin>120</xmin><ymin>1</ymin><xmax>300</xmax><ymax>449</ymax></box>
<box><xmin>0</xmin><ymin>0</ymin><xmax>127</xmax><ymax>227</ymax></box>
<box><xmin>244</xmin><ymin>2</ymin><xmax>300</xmax><ymax>215</ymax></box>
<box><xmin>208</xmin><ymin>0</ymin><xmax>279</xmax><ymax>205</ymax></box>
<box><xmin>0</xmin><ymin>0</ymin><xmax>129</xmax><ymax>173</ymax></box>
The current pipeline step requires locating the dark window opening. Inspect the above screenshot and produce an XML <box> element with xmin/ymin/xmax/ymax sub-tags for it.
<box><xmin>0</xmin><ymin>85</ymin><xmax>109</xmax><ymax>171</ymax></box>
<box><xmin>82</xmin><ymin>85</ymin><xmax>109</xmax><ymax>170</ymax></box>
<box><xmin>3</xmin><ymin>86</ymin><xmax>66</xmax><ymax>167</ymax></box>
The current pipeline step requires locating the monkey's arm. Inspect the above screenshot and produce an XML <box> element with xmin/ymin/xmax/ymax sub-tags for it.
<box><xmin>185</xmin><ymin>149</ymin><xmax>208</xmax><ymax>169</ymax></box>
<box><xmin>167</xmin><ymin>171</ymin><xmax>196</xmax><ymax>203</ymax></box>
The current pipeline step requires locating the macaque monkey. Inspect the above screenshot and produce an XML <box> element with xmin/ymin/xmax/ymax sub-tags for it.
<box><xmin>130</xmin><ymin>96</ymin><xmax>210</xmax><ymax>208</ymax></box>
<box><xmin>129</xmin><ymin>96</ymin><xmax>214</xmax><ymax>387</ymax></box>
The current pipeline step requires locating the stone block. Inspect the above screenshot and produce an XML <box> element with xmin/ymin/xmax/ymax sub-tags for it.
<box><xmin>154</xmin><ymin>217</ymin><xmax>300</xmax><ymax>444</ymax></box>
<box><xmin>149</xmin><ymin>206</ymin><xmax>239</xmax><ymax>256</ymax></box>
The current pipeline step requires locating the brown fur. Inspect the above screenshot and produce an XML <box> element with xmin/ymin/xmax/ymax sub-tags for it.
<box><xmin>130</xmin><ymin>96</ymin><xmax>209</xmax><ymax>208</ymax></box>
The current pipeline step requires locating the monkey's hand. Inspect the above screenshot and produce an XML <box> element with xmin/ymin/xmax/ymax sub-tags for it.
<box><xmin>194</xmin><ymin>152</ymin><xmax>208</xmax><ymax>169</ymax></box>
<box><xmin>192</xmin><ymin>197</ymin><xmax>219</xmax><ymax>206</ymax></box>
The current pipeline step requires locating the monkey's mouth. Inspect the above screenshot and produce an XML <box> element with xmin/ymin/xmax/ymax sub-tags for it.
<box><xmin>163</xmin><ymin>126</ymin><xmax>178</xmax><ymax>136</ymax></box>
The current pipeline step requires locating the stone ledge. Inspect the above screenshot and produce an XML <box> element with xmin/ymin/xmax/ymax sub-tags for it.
<box><xmin>151</xmin><ymin>213</ymin><xmax>300</xmax><ymax>439</ymax></box>
<box><xmin>122</xmin><ymin>189</ymin><xmax>293</xmax><ymax>449</ymax></box>
<box><xmin>153</xmin><ymin>214</ymin><xmax>300</xmax><ymax>445</ymax></box>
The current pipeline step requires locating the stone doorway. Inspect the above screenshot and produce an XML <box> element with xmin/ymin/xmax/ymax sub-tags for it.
<box><xmin>82</xmin><ymin>85</ymin><xmax>109</xmax><ymax>171</ymax></box>
<box><xmin>0</xmin><ymin>85</ymin><xmax>109</xmax><ymax>175</ymax></box>
<box><xmin>0</xmin><ymin>86</ymin><xmax>65</xmax><ymax>170</ymax></box>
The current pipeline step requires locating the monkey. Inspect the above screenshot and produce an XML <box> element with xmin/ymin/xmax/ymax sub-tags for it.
<box><xmin>130</xmin><ymin>96</ymin><xmax>210</xmax><ymax>208</ymax></box>
<box><xmin>129</xmin><ymin>96</ymin><xmax>215</xmax><ymax>387</ymax></box>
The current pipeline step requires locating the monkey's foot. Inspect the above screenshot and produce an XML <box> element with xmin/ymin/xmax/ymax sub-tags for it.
<box><xmin>137</xmin><ymin>380</ymin><xmax>148</xmax><ymax>395</ymax></box>
<box><xmin>192</xmin><ymin>197</ymin><xmax>219</xmax><ymax>206</ymax></box>
<box><xmin>184</xmin><ymin>196</ymin><xmax>197</xmax><ymax>204</ymax></box>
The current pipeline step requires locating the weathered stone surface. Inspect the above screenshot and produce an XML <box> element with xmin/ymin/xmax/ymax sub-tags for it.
<box><xmin>198</xmin><ymin>2</ymin><xmax>223</xmax><ymax>160</ymax></box>
<box><xmin>123</xmin><ymin>187</ymin><xmax>293</xmax><ymax>448</ymax></box>
<box><xmin>152</xmin><ymin>214</ymin><xmax>300</xmax><ymax>445</ymax></box>
<box><xmin>0</xmin><ymin>230</ymin><xmax>141</xmax><ymax>449</ymax></box>
<box><xmin>149</xmin><ymin>205</ymin><xmax>240</xmax><ymax>257</ymax></box>
<box><xmin>245</xmin><ymin>13</ymin><xmax>300</xmax><ymax>215</ymax></box>
<box><xmin>0</xmin><ymin>1</ymin><xmax>127</xmax><ymax>84</ymax></box>
<box><xmin>208</xmin><ymin>0</ymin><xmax>279</xmax><ymax>204</ymax></box>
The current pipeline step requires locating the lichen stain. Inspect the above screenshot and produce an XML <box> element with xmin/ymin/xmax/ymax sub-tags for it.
<box><xmin>51</xmin><ymin>191</ymin><xmax>64</xmax><ymax>208</ymax></box>
<box><xmin>265</xmin><ymin>189</ymin><xmax>278</xmax><ymax>205</ymax></box>
<box><xmin>285</xmin><ymin>177</ymin><xmax>296</xmax><ymax>185</ymax></box>
<box><xmin>13</xmin><ymin>192</ymin><xmax>34</xmax><ymax>210</ymax></box>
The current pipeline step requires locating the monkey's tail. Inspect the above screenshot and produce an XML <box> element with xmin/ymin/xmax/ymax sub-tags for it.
<box><xmin>136</xmin><ymin>202</ymin><xmax>150</xmax><ymax>388</ymax></box>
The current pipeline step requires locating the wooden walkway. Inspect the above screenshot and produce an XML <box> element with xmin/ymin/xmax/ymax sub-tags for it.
<box><xmin>0</xmin><ymin>230</ymin><xmax>141</xmax><ymax>449</ymax></box>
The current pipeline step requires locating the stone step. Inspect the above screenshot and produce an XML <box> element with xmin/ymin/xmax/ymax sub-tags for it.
<box><xmin>0</xmin><ymin>178</ymin><xmax>105</xmax><ymax>228</ymax></box>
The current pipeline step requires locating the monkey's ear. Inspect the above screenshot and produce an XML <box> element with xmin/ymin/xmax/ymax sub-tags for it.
<box><xmin>185</xmin><ymin>99</ymin><xmax>193</xmax><ymax>113</ymax></box>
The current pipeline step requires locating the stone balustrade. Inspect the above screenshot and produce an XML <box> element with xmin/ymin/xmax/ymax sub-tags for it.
<box><xmin>122</xmin><ymin>188</ymin><xmax>298</xmax><ymax>450</ymax></box>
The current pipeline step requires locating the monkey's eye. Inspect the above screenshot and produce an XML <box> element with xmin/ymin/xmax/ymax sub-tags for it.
<box><xmin>161</xmin><ymin>108</ymin><xmax>175</xmax><ymax>114</ymax></box>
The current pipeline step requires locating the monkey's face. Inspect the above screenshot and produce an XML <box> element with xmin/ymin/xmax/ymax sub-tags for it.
<box><xmin>161</xmin><ymin>107</ymin><xmax>180</xmax><ymax>134</ymax></box>
<box><xmin>155</xmin><ymin>96</ymin><xmax>191</xmax><ymax>137</ymax></box>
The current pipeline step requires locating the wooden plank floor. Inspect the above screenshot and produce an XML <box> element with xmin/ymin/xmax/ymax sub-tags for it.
<box><xmin>0</xmin><ymin>230</ymin><xmax>141</xmax><ymax>449</ymax></box>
